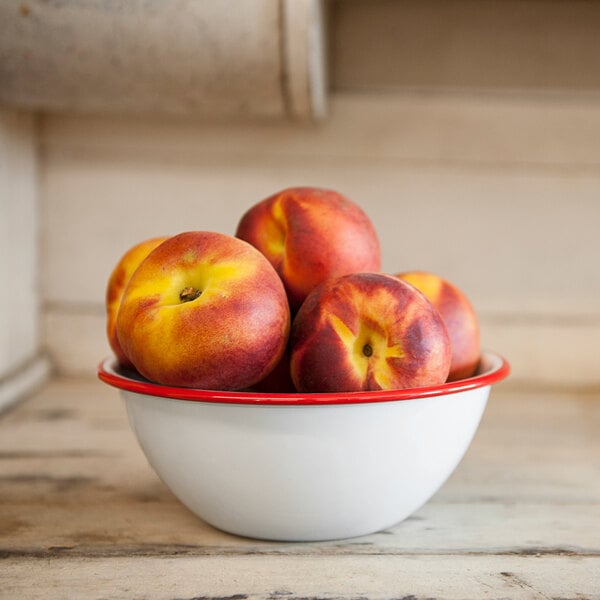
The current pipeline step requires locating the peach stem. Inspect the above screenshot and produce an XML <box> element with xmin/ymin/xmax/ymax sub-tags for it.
<box><xmin>179</xmin><ymin>287</ymin><xmax>201</xmax><ymax>303</ymax></box>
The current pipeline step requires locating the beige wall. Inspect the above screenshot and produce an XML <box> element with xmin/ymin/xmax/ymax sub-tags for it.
<box><xmin>3</xmin><ymin>0</ymin><xmax>598</xmax><ymax>390</ymax></box>
<box><xmin>330</xmin><ymin>0</ymin><xmax>600</xmax><ymax>94</ymax></box>
<box><xmin>39</xmin><ymin>91</ymin><xmax>600</xmax><ymax>387</ymax></box>
<box><xmin>0</xmin><ymin>110</ymin><xmax>49</xmax><ymax>411</ymax></box>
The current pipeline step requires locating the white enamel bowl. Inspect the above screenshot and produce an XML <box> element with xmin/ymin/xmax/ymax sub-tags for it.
<box><xmin>98</xmin><ymin>350</ymin><xmax>509</xmax><ymax>542</ymax></box>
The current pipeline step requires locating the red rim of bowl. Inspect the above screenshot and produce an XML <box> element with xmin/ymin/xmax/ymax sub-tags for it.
<box><xmin>97</xmin><ymin>350</ymin><xmax>510</xmax><ymax>406</ymax></box>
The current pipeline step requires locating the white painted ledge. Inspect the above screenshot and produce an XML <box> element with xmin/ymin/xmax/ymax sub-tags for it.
<box><xmin>0</xmin><ymin>355</ymin><xmax>52</xmax><ymax>415</ymax></box>
<box><xmin>0</xmin><ymin>0</ymin><xmax>327</xmax><ymax>120</ymax></box>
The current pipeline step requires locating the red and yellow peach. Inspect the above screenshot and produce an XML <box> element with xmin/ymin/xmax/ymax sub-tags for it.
<box><xmin>106</xmin><ymin>236</ymin><xmax>170</xmax><ymax>368</ymax></box>
<box><xmin>290</xmin><ymin>273</ymin><xmax>451</xmax><ymax>392</ymax></box>
<box><xmin>235</xmin><ymin>187</ymin><xmax>381</xmax><ymax>312</ymax></box>
<box><xmin>396</xmin><ymin>271</ymin><xmax>480</xmax><ymax>381</ymax></box>
<box><xmin>116</xmin><ymin>231</ymin><xmax>291</xmax><ymax>390</ymax></box>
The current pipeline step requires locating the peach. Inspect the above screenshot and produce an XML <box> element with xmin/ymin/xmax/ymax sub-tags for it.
<box><xmin>235</xmin><ymin>187</ymin><xmax>381</xmax><ymax>312</ymax></box>
<box><xmin>116</xmin><ymin>231</ymin><xmax>291</xmax><ymax>390</ymax></box>
<box><xmin>106</xmin><ymin>236</ymin><xmax>170</xmax><ymax>368</ymax></box>
<box><xmin>249</xmin><ymin>347</ymin><xmax>296</xmax><ymax>393</ymax></box>
<box><xmin>290</xmin><ymin>273</ymin><xmax>451</xmax><ymax>393</ymax></box>
<box><xmin>396</xmin><ymin>271</ymin><xmax>480</xmax><ymax>381</ymax></box>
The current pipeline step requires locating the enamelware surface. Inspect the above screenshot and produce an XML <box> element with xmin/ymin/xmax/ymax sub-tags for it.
<box><xmin>98</xmin><ymin>350</ymin><xmax>509</xmax><ymax>405</ymax></box>
<box><xmin>98</xmin><ymin>350</ymin><xmax>509</xmax><ymax>541</ymax></box>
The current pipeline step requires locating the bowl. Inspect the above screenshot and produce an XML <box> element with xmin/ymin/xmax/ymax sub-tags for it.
<box><xmin>98</xmin><ymin>350</ymin><xmax>509</xmax><ymax>542</ymax></box>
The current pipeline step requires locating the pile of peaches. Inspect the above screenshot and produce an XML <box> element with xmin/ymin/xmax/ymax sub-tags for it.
<box><xmin>106</xmin><ymin>187</ymin><xmax>480</xmax><ymax>393</ymax></box>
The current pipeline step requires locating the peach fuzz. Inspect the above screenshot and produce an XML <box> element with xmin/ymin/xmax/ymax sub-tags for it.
<box><xmin>116</xmin><ymin>231</ymin><xmax>291</xmax><ymax>390</ymax></box>
<box><xmin>290</xmin><ymin>273</ymin><xmax>451</xmax><ymax>393</ymax></box>
<box><xmin>106</xmin><ymin>236</ymin><xmax>171</xmax><ymax>368</ymax></box>
<box><xmin>235</xmin><ymin>187</ymin><xmax>381</xmax><ymax>312</ymax></box>
<box><xmin>396</xmin><ymin>271</ymin><xmax>481</xmax><ymax>381</ymax></box>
